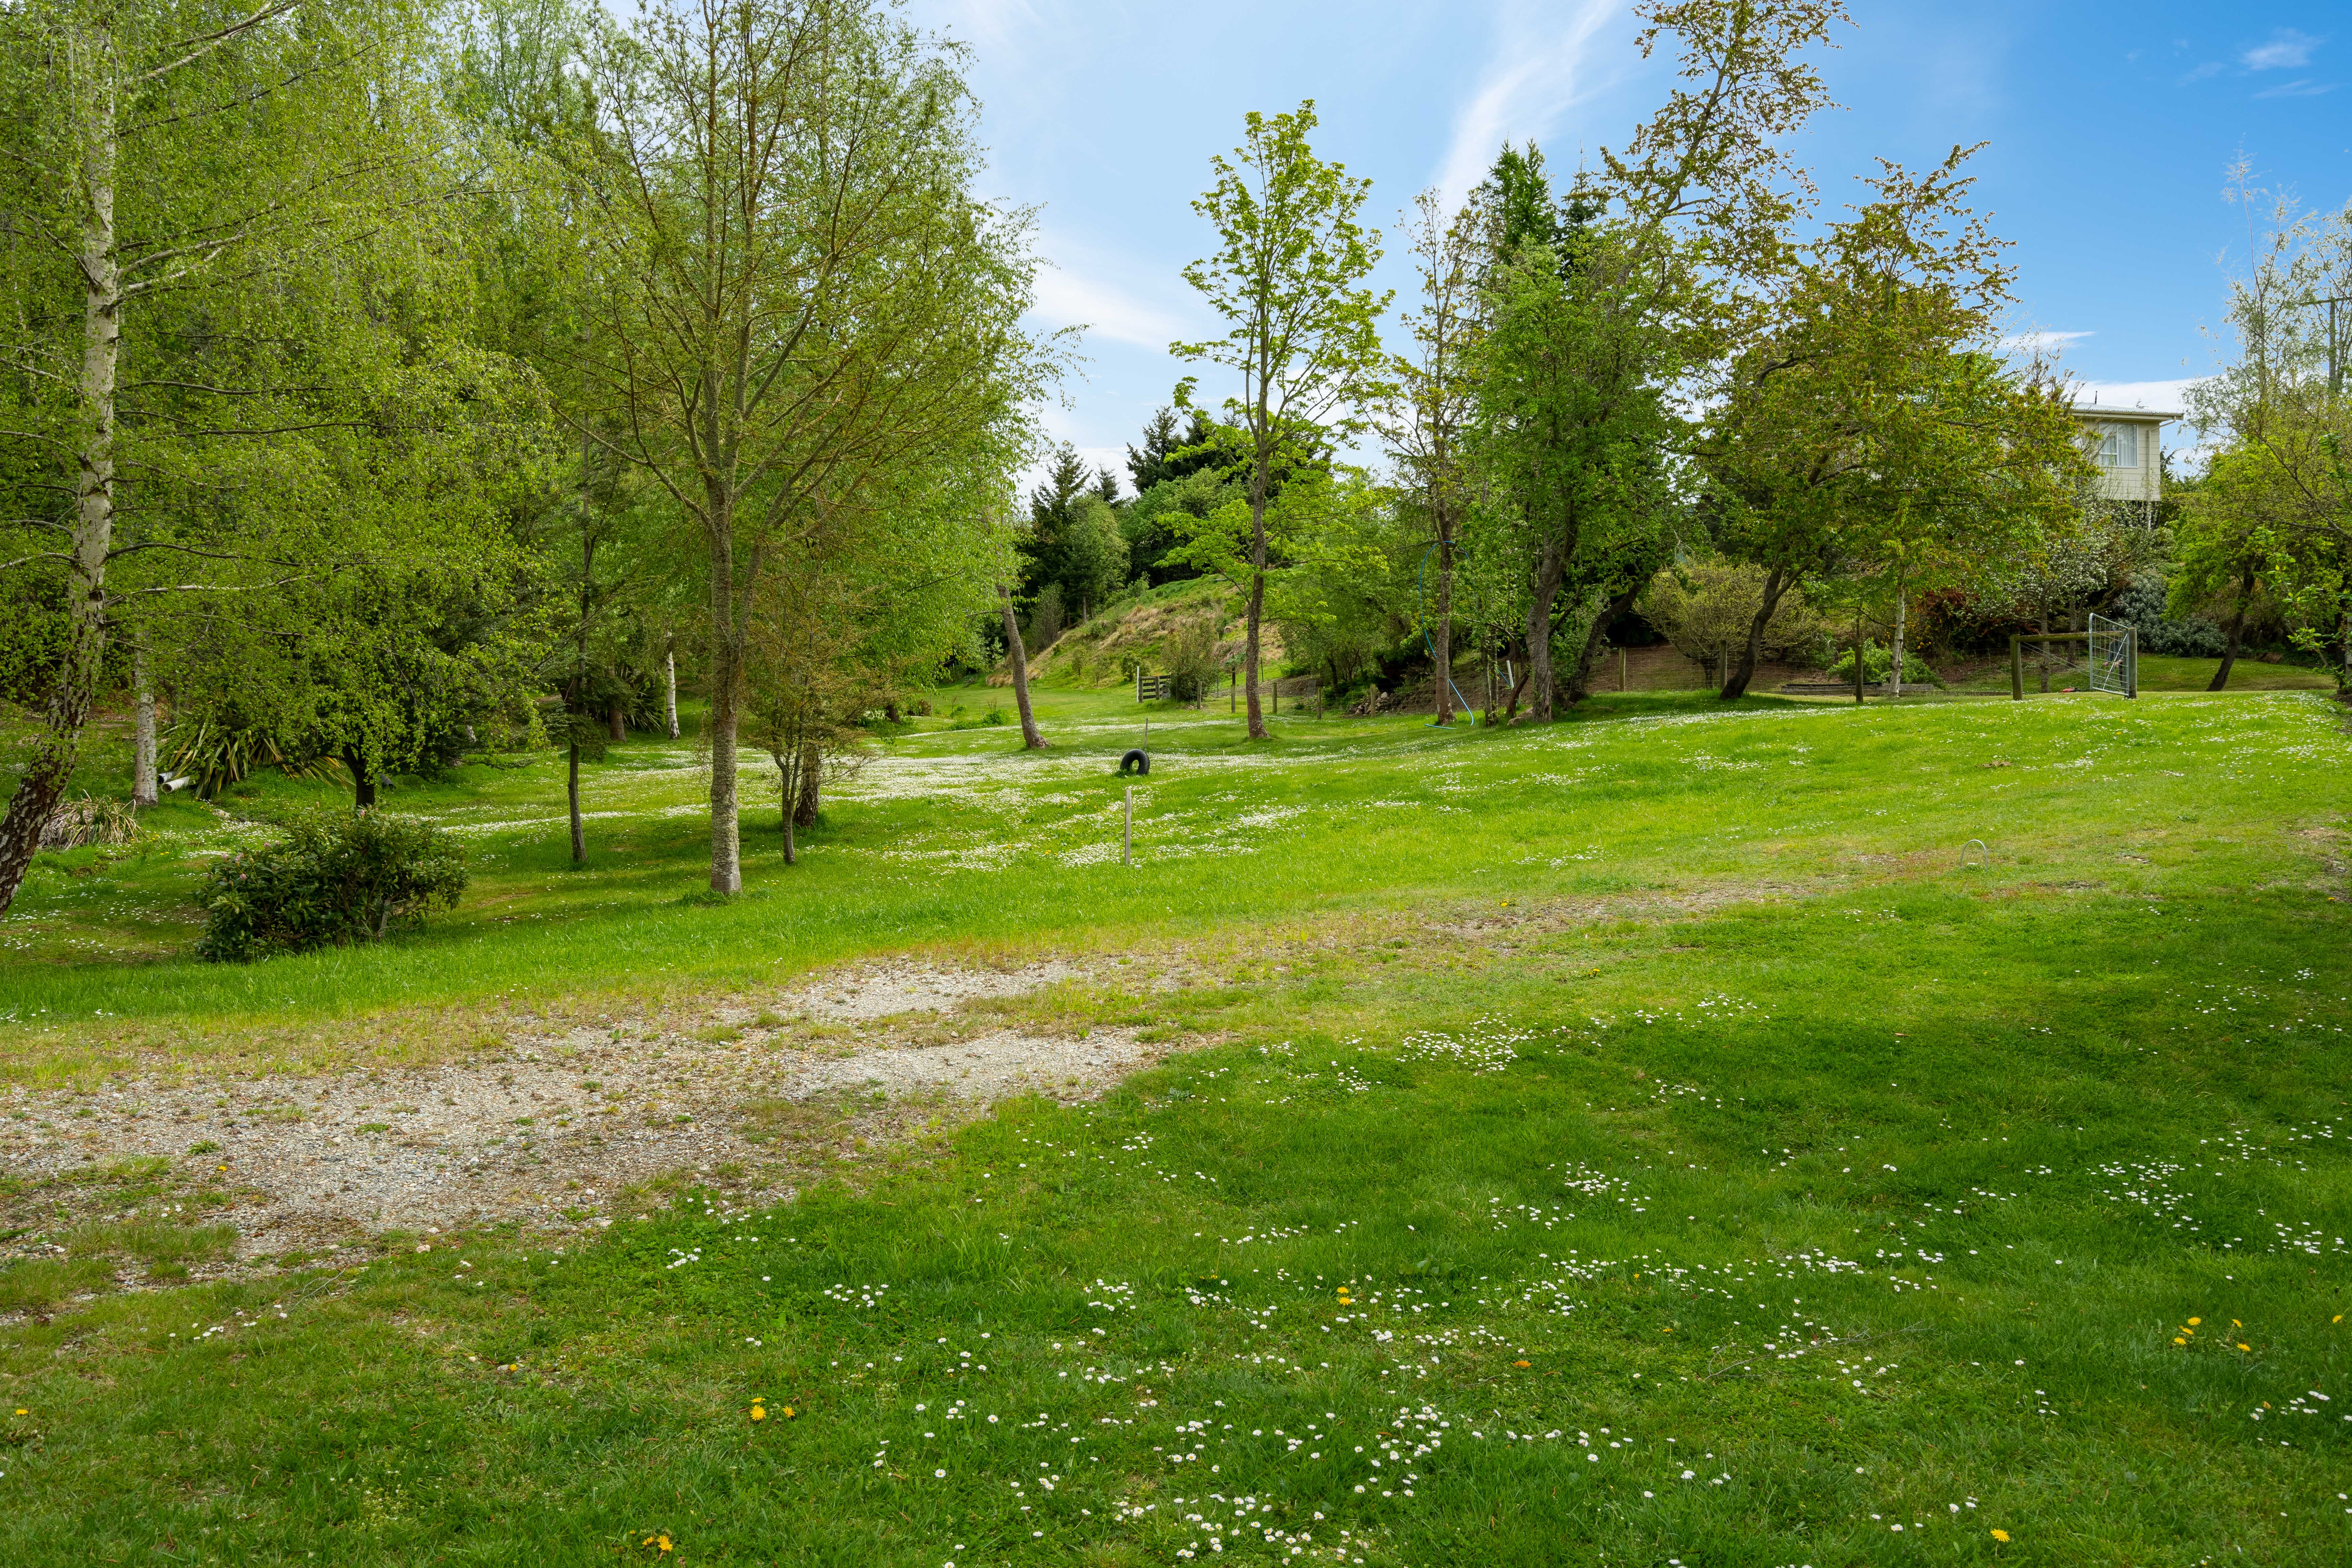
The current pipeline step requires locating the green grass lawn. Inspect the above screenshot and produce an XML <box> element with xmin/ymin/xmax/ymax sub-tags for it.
<box><xmin>1936</xmin><ymin>653</ymin><xmax>2336</xmax><ymax>695</ymax></box>
<box><xmin>1</xmin><ymin>686</ymin><xmax>2348</xmax><ymax>1564</ymax></box>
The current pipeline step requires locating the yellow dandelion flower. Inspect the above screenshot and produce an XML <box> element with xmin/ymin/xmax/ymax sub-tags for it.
<box><xmin>2232</xmin><ymin>1319</ymin><xmax>2241</xmax><ymax>1328</ymax></box>
<box><xmin>2238</xmin><ymin>1343</ymin><xmax>2252</xmax><ymax>1352</ymax></box>
<box><xmin>2172</xmin><ymin>1337</ymin><xmax>2185</xmax><ymax>1346</ymax></box>
<box><xmin>2187</xmin><ymin>1317</ymin><xmax>2200</xmax><ymax>1326</ymax></box>
<box><xmin>1512</xmin><ymin>1359</ymin><xmax>1531</xmax><ymax>1369</ymax></box>
<box><xmin>750</xmin><ymin>1405</ymin><xmax>766</xmax><ymax>1422</ymax></box>
<box><xmin>658</xmin><ymin>1535</ymin><xmax>673</xmax><ymax>1553</ymax></box>
<box><xmin>1991</xmin><ymin>1528</ymin><xmax>2010</xmax><ymax>1543</ymax></box>
<box><xmin>2335</xmin><ymin>1314</ymin><xmax>2344</xmax><ymax>1324</ymax></box>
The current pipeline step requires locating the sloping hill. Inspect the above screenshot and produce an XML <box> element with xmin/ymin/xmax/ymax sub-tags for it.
<box><xmin>993</xmin><ymin>578</ymin><xmax>1286</xmax><ymax>688</ymax></box>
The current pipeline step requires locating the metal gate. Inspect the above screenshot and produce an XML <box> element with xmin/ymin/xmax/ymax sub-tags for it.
<box><xmin>2086</xmin><ymin>612</ymin><xmax>2138</xmax><ymax>698</ymax></box>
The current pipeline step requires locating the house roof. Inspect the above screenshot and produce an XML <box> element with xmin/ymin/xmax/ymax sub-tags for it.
<box><xmin>2068</xmin><ymin>406</ymin><xmax>2180</xmax><ymax>422</ymax></box>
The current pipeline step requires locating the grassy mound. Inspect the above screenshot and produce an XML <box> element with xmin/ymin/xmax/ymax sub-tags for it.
<box><xmin>1010</xmin><ymin>578</ymin><xmax>1277</xmax><ymax>690</ymax></box>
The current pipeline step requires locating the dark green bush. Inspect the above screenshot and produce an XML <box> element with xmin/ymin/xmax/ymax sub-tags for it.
<box><xmin>196</xmin><ymin>809</ymin><xmax>468</xmax><ymax>962</ymax></box>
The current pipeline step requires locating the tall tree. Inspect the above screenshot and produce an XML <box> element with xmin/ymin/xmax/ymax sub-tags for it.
<box><xmin>1024</xmin><ymin>442</ymin><xmax>1127</xmax><ymax>623</ymax></box>
<box><xmin>1458</xmin><ymin>0</ymin><xmax>1855</xmax><ymax>722</ymax></box>
<box><xmin>1385</xmin><ymin>189</ymin><xmax>1480</xmax><ymax>724</ymax></box>
<box><xmin>1127</xmin><ymin>405</ymin><xmax>1221</xmax><ymax>492</ymax></box>
<box><xmin>2184</xmin><ymin>180</ymin><xmax>2352</xmax><ymax>686</ymax></box>
<box><xmin>573</xmin><ymin>0</ymin><xmax>1049</xmax><ymax>893</ymax></box>
<box><xmin>1701</xmin><ymin>156</ymin><xmax>2091</xmax><ymax>699</ymax></box>
<box><xmin>1471</xmin><ymin>203</ymin><xmax>1680</xmax><ymax>721</ymax></box>
<box><xmin>0</xmin><ymin>0</ymin><xmax>510</xmax><ymax>913</ymax></box>
<box><xmin>1172</xmin><ymin>101</ymin><xmax>1392</xmax><ymax>741</ymax></box>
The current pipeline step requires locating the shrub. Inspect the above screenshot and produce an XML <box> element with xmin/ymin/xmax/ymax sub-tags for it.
<box><xmin>1826</xmin><ymin>640</ymin><xmax>1942</xmax><ymax>687</ymax></box>
<box><xmin>196</xmin><ymin>809</ymin><xmax>468</xmax><ymax>962</ymax></box>
<box><xmin>1164</xmin><ymin>620</ymin><xmax>1222</xmax><ymax>703</ymax></box>
<box><xmin>1643</xmin><ymin>561</ymin><xmax>1825</xmax><ymax>671</ymax></box>
<box><xmin>163</xmin><ymin>717</ymin><xmax>339</xmax><ymax>799</ymax></box>
<box><xmin>2113</xmin><ymin>572</ymin><xmax>2227</xmax><ymax>657</ymax></box>
<box><xmin>38</xmin><ymin>792</ymin><xmax>139</xmax><ymax>851</ymax></box>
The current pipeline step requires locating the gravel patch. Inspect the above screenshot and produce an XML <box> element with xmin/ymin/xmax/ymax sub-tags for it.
<box><xmin>789</xmin><ymin>959</ymin><xmax>1090</xmax><ymax>1021</ymax></box>
<box><xmin>0</xmin><ymin>964</ymin><xmax>1166</xmax><ymax>1264</ymax></box>
<box><xmin>785</xmin><ymin>1028</ymin><xmax>1148</xmax><ymax>1101</ymax></box>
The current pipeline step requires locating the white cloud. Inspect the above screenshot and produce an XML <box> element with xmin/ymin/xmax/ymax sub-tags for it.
<box><xmin>2241</xmin><ymin>28</ymin><xmax>2321</xmax><ymax>71</ymax></box>
<box><xmin>1434</xmin><ymin>0</ymin><xmax>1627</xmax><ymax>208</ymax></box>
<box><xmin>2001</xmin><ymin>329</ymin><xmax>2095</xmax><ymax>354</ymax></box>
<box><xmin>1026</xmin><ymin>259</ymin><xmax>1189</xmax><ymax>349</ymax></box>
<box><xmin>2179</xmin><ymin>59</ymin><xmax>2224</xmax><ymax>83</ymax></box>
<box><xmin>2253</xmin><ymin>77</ymin><xmax>2335</xmax><ymax>98</ymax></box>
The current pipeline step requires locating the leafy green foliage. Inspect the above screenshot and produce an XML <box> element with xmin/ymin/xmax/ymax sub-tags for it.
<box><xmin>1024</xmin><ymin>445</ymin><xmax>1131</xmax><ymax>621</ymax></box>
<box><xmin>195</xmin><ymin>811</ymin><xmax>469</xmax><ymax>963</ymax></box>
<box><xmin>1824</xmin><ymin>639</ymin><xmax>1940</xmax><ymax>686</ymax></box>
<box><xmin>1175</xmin><ymin>99</ymin><xmax>1394</xmax><ymax>736</ymax></box>
<box><xmin>161</xmin><ymin>720</ymin><xmax>342</xmax><ymax>802</ymax></box>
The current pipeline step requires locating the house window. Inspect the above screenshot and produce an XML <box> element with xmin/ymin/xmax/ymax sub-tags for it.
<box><xmin>2098</xmin><ymin>423</ymin><xmax>2140</xmax><ymax>468</ymax></box>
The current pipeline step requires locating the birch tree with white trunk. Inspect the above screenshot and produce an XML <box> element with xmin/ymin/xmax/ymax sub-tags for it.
<box><xmin>0</xmin><ymin>0</ymin><xmax>458</xmax><ymax>914</ymax></box>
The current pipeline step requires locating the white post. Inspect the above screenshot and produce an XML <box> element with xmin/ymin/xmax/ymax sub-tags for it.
<box><xmin>1123</xmin><ymin>786</ymin><xmax>1132</xmax><ymax>867</ymax></box>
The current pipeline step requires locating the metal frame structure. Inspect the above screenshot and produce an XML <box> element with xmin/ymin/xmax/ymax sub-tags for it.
<box><xmin>2008</xmin><ymin>626</ymin><xmax>2134</xmax><ymax>699</ymax></box>
<box><xmin>2086</xmin><ymin>612</ymin><xmax>2138</xmax><ymax>698</ymax></box>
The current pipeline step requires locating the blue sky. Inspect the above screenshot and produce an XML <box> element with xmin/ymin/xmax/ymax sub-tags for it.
<box><xmin>906</xmin><ymin>1</ymin><xmax>2352</xmax><ymax>491</ymax></box>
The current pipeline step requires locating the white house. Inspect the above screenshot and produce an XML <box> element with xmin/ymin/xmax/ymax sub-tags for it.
<box><xmin>2068</xmin><ymin>401</ymin><xmax>2176</xmax><ymax>508</ymax></box>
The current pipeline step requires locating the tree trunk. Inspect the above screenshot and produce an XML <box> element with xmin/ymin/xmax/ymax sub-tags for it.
<box><xmin>775</xmin><ymin>747</ymin><xmax>796</xmax><ymax>864</ymax></box>
<box><xmin>132</xmin><ymin>644</ymin><xmax>157</xmax><ymax>808</ymax></box>
<box><xmin>1889</xmin><ymin>569</ymin><xmax>1907</xmax><ymax>698</ymax></box>
<box><xmin>1500</xmin><ymin>651</ymin><xmax>1533</xmax><ymax>722</ymax></box>
<box><xmin>0</xmin><ymin>40</ymin><xmax>119</xmax><ymax>916</ymax></box>
<box><xmin>1721</xmin><ymin>567</ymin><xmax>1787</xmax><ymax>701</ymax></box>
<box><xmin>1566</xmin><ymin>588</ymin><xmax>1636</xmax><ymax>707</ymax></box>
<box><xmin>1432</xmin><ymin>517</ymin><xmax>1456</xmax><ymax>724</ymax></box>
<box><xmin>1521</xmin><ymin>536</ymin><xmax>1566</xmax><ymax>722</ymax></box>
<box><xmin>707</xmin><ymin>522</ymin><xmax>743</xmax><ymax>896</ymax></box>
<box><xmin>2341</xmin><ymin>544</ymin><xmax>2352</xmax><ymax>694</ymax></box>
<box><xmin>571</xmin><ymin>524</ymin><xmax>597</xmax><ymax>860</ymax></box>
<box><xmin>664</xmin><ymin>635</ymin><xmax>680</xmax><ymax>738</ymax></box>
<box><xmin>2210</xmin><ymin>567</ymin><xmax>2255</xmax><ymax>690</ymax></box>
<box><xmin>345</xmin><ymin>748</ymin><xmax>377</xmax><ymax>808</ymax></box>
<box><xmin>794</xmin><ymin>741</ymin><xmax>820</xmax><ymax>829</ymax></box>
<box><xmin>997</xmin><ymin>583</ymin><xmax>1045</xmax><ymax>749</ymax></box>
<box><xmin>567</xmin><ymin>741</ymin><xmax>584</xmax><ymax>863</ymax></box>
<box><xmin>607</xmin><ymin>698</ymin><xmax>626</xmax><ymax>742</ymax></box>
<box><xmin>1243</xmin><ymin>501</ymin><xmax>1269</xmax><ymax>741</ymax></box>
